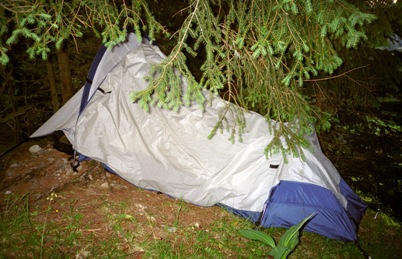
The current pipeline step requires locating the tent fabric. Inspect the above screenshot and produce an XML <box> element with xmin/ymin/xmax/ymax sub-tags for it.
<box><xmin>260</xmin><ymin>181</ymin><xmax>362</xmax><ymax>241</ymax></box>
<box><xmin>79</xmin><ymin>45</ymin><xmax>106</xmax><ymax>114</ymax></box>
<box><xmin>31</xmin><ymin>33</ymin><xmax>147</xmax><ymax>140</ymax></box>
<box><xmin>30</xmin><ymin>86</ymin><xmax>83</xmax><ymax>142</ymax></box>
<box><xmin>31</xmin><ymin>33</ymin><xmax>366</xmax><ymax>241</ymax></box>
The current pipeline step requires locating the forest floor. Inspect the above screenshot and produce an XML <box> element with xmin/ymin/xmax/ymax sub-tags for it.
<box><xmin>0</xmin><ymin>139</ymin><xmax>401</xmax><ymax>258</ymax></box>
<box><xmin>0</xmin><ymin>140</ymin><xmax>226</xmax><ymax>238</ymax></box>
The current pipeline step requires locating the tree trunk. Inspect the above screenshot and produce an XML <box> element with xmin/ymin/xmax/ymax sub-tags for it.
<box><xmin>46</xmin><ymin>59</ymin><xmax>60</xmax><ymax>112</ymax></box>
<box><xmin>57</xmin><ymin>44</ymin><xmax>74</xmax><ymax>104</ymax></box>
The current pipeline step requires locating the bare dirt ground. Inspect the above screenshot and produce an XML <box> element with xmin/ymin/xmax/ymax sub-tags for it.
<box><xmin>0</xmin><ymin>139</ymin><xmax>233</xmax><ymax>256</ymax></box>
<box><xmin>2</xmin><ymin>139</ymin><xmax>402</xmax><ymax>258</ymax></box>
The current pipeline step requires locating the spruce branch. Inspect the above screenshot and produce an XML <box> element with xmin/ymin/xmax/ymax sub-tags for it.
<box><xmin>1</xmin><ymin>0</ymin><xmax>384</xmax><ymax>159</ymax></box>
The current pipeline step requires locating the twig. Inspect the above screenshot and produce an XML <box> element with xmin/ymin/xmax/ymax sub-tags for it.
<box><xmin>303</xmin><ymin>64</ymin><xmax>371</xmax><ymax>82</ymax></box>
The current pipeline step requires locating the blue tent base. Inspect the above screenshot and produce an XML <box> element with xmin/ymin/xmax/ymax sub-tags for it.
<box><xmin>222</xmin><ymin>180</ymin><xmax>366</xmax><ymax>242</ymax></box>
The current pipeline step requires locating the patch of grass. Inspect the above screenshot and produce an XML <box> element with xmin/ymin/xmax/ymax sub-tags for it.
<box><xmin>0</xmin><ymin>193</ymin><xmax>401</xmax><ymax>258</ymax></box>
<box><xmin>0</xmin><ymin>194</ymin><xmax>40</xmax><ymax>257</ymax></box>
<box><xmin>0</xmin><ymin>193</ymin><xmax>88</xmax><ymax>258</ymax></box>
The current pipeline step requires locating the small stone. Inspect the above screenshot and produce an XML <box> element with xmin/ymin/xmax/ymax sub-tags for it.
<box><xmin>5</xmin><ymin>190</ymin><xmax>12</xmax><ymax>195</ymax></box>
<box><xmin>75</xmin><ymin>250</ymin><xmax>90</xmax><ymax>258</ymax></box>
<box><xmin>100</xmin><ymin>182</ymin><xmax>109</xmax><ymax>189</ymax></box>
<box><xmin>193</xmin><ymin>222</ymin><xmax>200</xmax><ymax>228</ymax></box>
<box><xmin>29</xmin><ymin>145</ymin><xmax>42</xmax><ymax>154</ymax></box>
<box><xmin>167</xmin><ymin>226</ymin><xmax>177</xmax><ymax>233</ymax></box>
<box><xmin>47</xmin><ymin>158</ymin><xmax>55</xmax><ymax>163</ymax></box>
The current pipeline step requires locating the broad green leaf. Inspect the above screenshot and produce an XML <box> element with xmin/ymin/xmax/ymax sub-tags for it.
<box><xmin>268</xmin><ymin>245</ymin><xmax>292</xmax><ymax>259</ymax></box>
<box><xmin>277</xmin><ymin>213</ymin><xmax>316</xmax><ymax>248</ymax></box>
<box><xmin>238</xmin><ymin>229</ymin><xmax>276</xmax><ymax>248</ymax></box>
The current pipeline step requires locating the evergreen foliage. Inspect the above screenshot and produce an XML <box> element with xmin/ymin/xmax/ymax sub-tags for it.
<box><xmin>308</xmin><ymin>0</ymin><xmax>402</xmax><ymax>145</ymax></box>
<box><xmin>0</xmin><ymin>0</ymin><xmax>397</xmax><ymax>158</ymax></box>
<box><xmin>132</xmin><ymin>0</ymin><xmax>377</xmax><ymax>158</ymax></box>
<box><xmin>0</xmin><ymin>0</ymin><xmax>166</xmax><ymax>63</ymax></box>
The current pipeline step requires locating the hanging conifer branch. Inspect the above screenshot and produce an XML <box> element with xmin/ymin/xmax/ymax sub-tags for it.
<box><xmin>132</xmin><ymin>0</ymin><xmax>377</xmax><ymax>158</ymax></box>
<box><xmin>0</xmin><ymin>0</ymin><xmax>381</xmax><ymax>159</ymax></box>
<box><xmin>0</xmin><ymin>0</ymin><xmax>167</xmax><ymax>64</ymax></box>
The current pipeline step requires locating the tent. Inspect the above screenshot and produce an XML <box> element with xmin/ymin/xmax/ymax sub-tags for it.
<box><xmin>31</xmin><ymin>33</ymin><xmax>366</xmax><ymax>241</ymax></box>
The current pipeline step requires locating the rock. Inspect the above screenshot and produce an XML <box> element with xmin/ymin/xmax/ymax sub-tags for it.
<box><xmin>10</xmin><ymin>163</ymin><xmax>19</xmax><ymax>168</ymax></box>
<box><xmin>29</xmin><ymin>145</ymin><xmax>42</xmax><ymax>154</ymax></box>
<box><xmin>76</xmin><ymin>250</ymin><xmax>91</xmax><ymax>258</ymax></box>
<box><xmin>100</xmin><ymin>182</ymin><xmax>109</xmax><ymax>189</ymax></box>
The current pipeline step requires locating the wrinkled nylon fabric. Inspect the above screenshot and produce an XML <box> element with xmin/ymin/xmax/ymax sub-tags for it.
<box><xmin>31</xmin><ymin>34</ymin><xmax>144</xmax><ymax>141</ymax></box>
<box><xmin>261</xmin><ymin>181</ymin><xmax>362</xmax><ymax>241</ymax></box>
<box><xmin>74</xmin><ymin>44</ymin><xmax>347</xmax><ymax>212</ymax></box>
<box><xmin>30</xmin><ymin>87</ymin><xmax>83</xmax><ymax>142</ymax></box>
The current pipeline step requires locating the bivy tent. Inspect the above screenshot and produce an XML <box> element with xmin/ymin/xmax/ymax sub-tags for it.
<box><xmin>31</xmin><ymin>33</ymin><xmax>367</xmax><ymax>241</ymax></box>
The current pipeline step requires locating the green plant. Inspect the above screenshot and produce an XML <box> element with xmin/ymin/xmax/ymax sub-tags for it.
<box><xmin>239</xmin><ymin>213</ymin><xmax>316</xmax><ymax>259</ymax></box>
